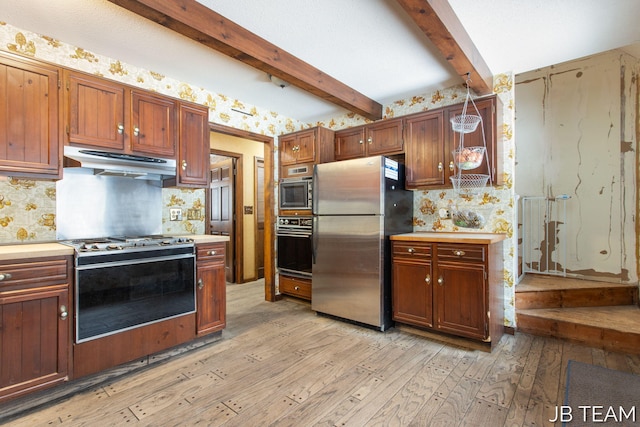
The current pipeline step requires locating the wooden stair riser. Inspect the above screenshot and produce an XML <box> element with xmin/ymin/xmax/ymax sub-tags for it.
<box><xmin>517</xmin><ymin>312</ymin><xmax>640</xmax><ymax>354</ymax></box>
<box><xmin>515</xmin><ymin>287</ymin><xmax>638</xmax><ymax>310</ymax></box>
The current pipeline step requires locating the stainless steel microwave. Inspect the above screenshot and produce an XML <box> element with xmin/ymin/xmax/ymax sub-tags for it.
<box><xmin>279</xmin><ymin>177</ymin><xmax>312</xmax><ymax>210</ymax></box>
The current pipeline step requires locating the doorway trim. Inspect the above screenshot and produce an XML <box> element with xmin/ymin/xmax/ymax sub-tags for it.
<box><xmin>209</xmin><ymin>150</ymin><xmax>243</xmax><ymax>283</ymax></box>
<box><xmin>209</xmin><ymin>123</ymin><xmax>276</xmax><ymax>302</ymax></box>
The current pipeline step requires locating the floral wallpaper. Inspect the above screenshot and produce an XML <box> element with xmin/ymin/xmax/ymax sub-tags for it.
<box><xmin>0</xmin><ymin>23</ymin><xmax>517</xmax><ymax>326</ymax></box>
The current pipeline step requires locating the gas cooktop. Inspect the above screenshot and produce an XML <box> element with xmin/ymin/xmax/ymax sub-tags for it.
<box><xmin>60</xmin><ymin>235</ymin><xmax>195</xmax><ymax>254</ymax></box>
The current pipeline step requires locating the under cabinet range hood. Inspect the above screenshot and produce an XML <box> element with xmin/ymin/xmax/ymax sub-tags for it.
<box><xmin>63</xmin><ymin>146</ymin><xmax>176</xmax><ymax>180</ymax></box>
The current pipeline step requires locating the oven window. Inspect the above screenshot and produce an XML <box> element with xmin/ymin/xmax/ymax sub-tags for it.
<box><xmin>277</xmin><ymin>234</ymin><xmax>312</xmax><ymax>276</ymax></box>
<box><xmin>76</xmin><ymin>256</ymin><xmax>195</xmax><ymax>342</ymax></box>
<box><xmin>280</xmin><ymin>182</ymin><xmax>309</xmax><ymax>209</ymax></box>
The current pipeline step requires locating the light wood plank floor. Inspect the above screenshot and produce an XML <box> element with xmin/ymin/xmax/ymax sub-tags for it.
<box><xmin>4</xmin><ymin>279</ymin><xmax>640</xmax><ymax>426</ymax></box>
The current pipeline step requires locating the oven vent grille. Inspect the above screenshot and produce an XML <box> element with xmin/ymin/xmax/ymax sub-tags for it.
<box><xmin>288</xmin><ymin>166</ymin><xmax>309</xmax><ymax>175</ymax></box>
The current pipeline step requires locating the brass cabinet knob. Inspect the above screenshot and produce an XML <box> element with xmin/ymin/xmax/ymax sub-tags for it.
<box><xmin>437</xmin><ymin>277</ymin><xmax>444</xmax><ymax>286</ymax></box>
<box><xmin>207</xmin><ymin>250</ymin><xmax>216</xmax><ymax>256</ymax></box>
<box><xmin>133</xmin><ymin>126</ymin><xmax>140</xmax><ymax>137</ymax></box>
<box><xmin>425</xmin><ymin>275</ymin><xmax>431</xmax><ymax>285</ymax></box>
<box><xmin>0</xmin><ymin>273</ymin><xmax>12</xmax><ymax>281</ymax></box>
<box><xmin>117</xmin><ymin>124</ymin><xmax>124</xmax><ymax>134</ymax></box>
<box><xmin>60</xmin><ymin>305</ymin><xmax>68</xmax><ymax>320</ymax></box>
<box><xmin>438</xmin><ymin>162</ymin><xmax>443</xmax><ymax>172</ymax></box>
<box><xmin>367</xmin><ymin>137</ymin><xmax>372</xmax><ymax>144</ymax></box>
<box><xmin>449</xmin><ymin>161</ymin><xmax>454</xmax><ymax>171</ymax></box>
<box><xmin>181</xmin><ymin>160</ymin><xmax>187</xmax><ymax>170</ymax></box>
<box><xmin>294</xmin><ymin>286</ymin><xmax>300</xmax><ymax>291</ymax></box>
<box><xmin>407</xmin><ymin>247</ymin><xmax>415</xmax><ymax>253</ymax></box>
<box><xmin>453</xmin><ymin>250</ymin><xmax>466</xmax><ymax>257</ymax></box>
<box><xmin>197</xmin><ymin>278</ymin><xmax>204</xmax><ymax>290</ymax></box>
<box><xmin>359</xmin><ymin>140</ymin><xmax>364</xmax><ymax>144</ymax></box>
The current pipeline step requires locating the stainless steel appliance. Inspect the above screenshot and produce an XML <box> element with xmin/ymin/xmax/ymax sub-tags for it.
<box><xmin>279</xmin><ymin>177</ymin><xmax>312</xmax><ymax>210</ymax></box>
<box><xmin>312</xmin><ymin>156</ymin><xmax>413</xmax><ymax>331</ymax></box>
<box><xmin>276</xmin><ymin>216</ymin><xmax>312</xmax><ymax>278</ymax></box>
<box><xmin>60</xmin><ymin>236</ymin><xmax>196</xmax><ymax>343</ymax></box>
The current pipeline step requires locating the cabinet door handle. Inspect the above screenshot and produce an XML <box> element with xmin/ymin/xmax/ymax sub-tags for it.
<box><xmin>438</xmin><ymin>162</ymin><xmax>443</xmax><ymax>172</ymax></box>
<box><xmin>181</xmin><ymin>160</ymin><xmax>187</xmax><ymax>171</ymax></box>
<box><xmin>359</xmin><ymin>140</ymin><xmax>364</xmax><ymax>144</ymax></box>
<box><xmin>133</xmin><ymin>126</ymin><xmax>140</xmax><ymax>137</ymax></box>
<box><xmin>60</xmin><ymin>305</ymin><xmax>68</xmax><ymax>320</ymax></box>
<box><xmin>367</xmin><ymin>137</ymin><xmax>372</xmax><ymax>144</ymax></box>
<box><xmin>449</xmin><ymin>161</ymin><xmax>455</xmax><ymax>171</ymax></box>
<box><xmin>294</xmin><ymin>286</ymin><xmax>300</xmax><ymax>291</ymax></box>
<box><xmin>425</xmin><ymin>275</ymin><xmax>431</xmax><ymax>285</ymax></box>
<box><xmin>453</xmin><ymin>250</ymin><xmax>466</xmax><ymax>257</ymax></box>
<box><xmin>117</xmin><ymin>123</ymin><xmax>124</xmax><ymax>134</ymax></box>
<box><xmin>197</xmin><ymin>278</ymin><xmax>204</xmax><ymax>290</ymax></box>
<box><xmin>207</xmin><ymin>250</ymin><xmax>216</xmax><ymax>256</ymax></box>
<box><xmin>0</xmin><ymin>273</ymin><xmax>12</xmax><ymax>281</ymax></box>
<box><xmin>437</xmin><ymin>277</ymin><xmax>444</xmax><ymax>286</ymax></box>
<box><xmin>407</xmin><ymin>247</ymin><xmax>415</xmax><ymax>253</ymax></box>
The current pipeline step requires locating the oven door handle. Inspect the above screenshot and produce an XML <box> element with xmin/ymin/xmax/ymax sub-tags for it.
<box><xmin>76</xmin><ymin>253</ymin><xmax>195</xmax><ymax>270</ymax></box>
<box><xmin>276</xmin><ymin>231</ymin><xmax>311</xmax><ymax>238</ymax></box>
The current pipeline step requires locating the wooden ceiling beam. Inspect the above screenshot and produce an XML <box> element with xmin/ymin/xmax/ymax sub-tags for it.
<box><xmin>107</xmin><ymin>0</ymin><xmax>382</xmax><ymax>120</ymax></box>
<box><xmin>395</xmin><ymin>0</ymin><xmax>493</xmax><ymax>95</ymax></box>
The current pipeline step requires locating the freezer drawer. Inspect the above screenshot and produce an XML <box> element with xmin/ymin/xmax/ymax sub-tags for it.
<box><xmin>312</xmin><ymin>215</ymin><xmax>387</xmax><ymax>328</ymax></box>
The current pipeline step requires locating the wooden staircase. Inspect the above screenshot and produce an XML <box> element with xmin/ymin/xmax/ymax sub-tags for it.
<box><xmin>516</xmin><ymin>274</ymin><xmax>640</xmax><ymax>354</ymax></box>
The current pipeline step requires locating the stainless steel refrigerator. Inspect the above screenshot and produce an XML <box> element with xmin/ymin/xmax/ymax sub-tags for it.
<box><xmin>312</xmin><ymin>156</ymin><xmax>413</xmax><ymax>331</ymax></box>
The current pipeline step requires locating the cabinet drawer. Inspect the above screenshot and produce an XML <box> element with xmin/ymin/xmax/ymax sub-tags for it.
<box><xmin>437</xmin><ymin>244</ymin><xmax>485</xmax><ymax>263</ymax></box>
<box><xmin>279</xmin><ymin>275</ymin><xmax>311</xmax><ymax>300</ymax></box>
<box><xmin>392</xmin><ymin>241</ymin><xmax>431</xmax><ymax>260</ymax></box>
<box><xmin>196</xmin><ymin>243</ymin><xmax>225</xmax><ymax>264</ymax></box>
<box><xmin>0</xmin><ymin>258</ymin><xmax>70</xmax><ymax>292</ymax></box>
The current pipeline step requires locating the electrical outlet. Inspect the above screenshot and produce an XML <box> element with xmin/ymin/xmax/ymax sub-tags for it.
<box><xmin>170</xmin><ymin>208</ymin><xmax>182</xmax><ymax>221</ymax></box>
<box><xmin>438</xmin><ymin>208</ymin><xmax>451</xmax><ymax>219</ymax></box>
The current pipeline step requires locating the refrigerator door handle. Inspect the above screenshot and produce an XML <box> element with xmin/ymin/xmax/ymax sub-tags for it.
<box><xmin>312</xmin><ymin>215</ymin><xmax>318</xmax><ymax>264</ymax></box>
<box><xmin>312</xmin><ymin>165</ymin><xmax>318</xmax><ymax>214</ymax></box>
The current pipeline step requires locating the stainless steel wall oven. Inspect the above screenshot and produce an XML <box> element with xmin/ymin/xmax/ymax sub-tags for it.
<box><xmin>63</xmin><ymin>237</ymin><xmax>196</xmax><ymax>343</ymax></box>
<box><xmin>276</xmin><ymin>216</ymin><xmax>312</xmax><ymax>278</ymax></box>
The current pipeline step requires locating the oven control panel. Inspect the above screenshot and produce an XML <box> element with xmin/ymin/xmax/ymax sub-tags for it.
<box><xmin>277</xmin><ymin>216</ymin><xmax>312</xmax><ymax>231</ymax></box>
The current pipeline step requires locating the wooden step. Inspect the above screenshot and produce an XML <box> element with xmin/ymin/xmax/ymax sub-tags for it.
<box><xmin>517</xmin><ymin>306</ymin><xmax>640</xmax><ymax>354</ymax></box>
<box><xmin>515</xmin><ymin>274</ymin><xmax>638</xmax><ymax>310</ymax></box>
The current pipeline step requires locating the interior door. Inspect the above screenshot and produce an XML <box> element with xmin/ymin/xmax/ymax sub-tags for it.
<box><xmin>210</xmin><ymin>158</ymin><xmax>235</xmax><ymax>283</ymax></box>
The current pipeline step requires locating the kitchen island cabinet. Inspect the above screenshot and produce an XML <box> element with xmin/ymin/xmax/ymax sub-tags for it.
<box><xmin>390</xmin><ymin>232</ymin><xmax>506</xmax><ymax>350</ymax></box>
<box><xmin>196</xmin><ymin>242</ymin><xmax>226</xmax><ymax>335</ymax></box>
<box><xmin>0</xmin><ymin>255</ymin><xmax>72</xmax><ymax>403</ymax></box>
<box><xmin>0</xmin><ymin>51</ymin><xmax>62</xmax><ymax>179</ymax></box>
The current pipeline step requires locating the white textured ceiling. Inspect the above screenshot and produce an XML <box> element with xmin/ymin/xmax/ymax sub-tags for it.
<box><xmin>1</xmin><ymin>0</ymin><xmax>639</xmax><ymax>123</ymax></box>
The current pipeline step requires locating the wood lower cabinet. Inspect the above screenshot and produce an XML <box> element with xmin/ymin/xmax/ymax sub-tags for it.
<box><xmin>391</xmin><ymin>234</ymin><xmax>505</xmax><ymax>349</ymax></box>
<box><xmin>196</xmin><ymin>242</ymin><xmax>226</xmax><ymax>335</ymax></box>
<box><xmin>0</xmin><ymin>256</ymin><xmax>72</xmax><ymax>403</ymax></box>
<box><xmin>0</xmin><ymin>51</ymin><xmax>62</xmax><ymax>178</ymax></box>
<box><xmin>279</xmin><ymin>275</ymin><xmax>311</xmax><ymax>301</ymax></box>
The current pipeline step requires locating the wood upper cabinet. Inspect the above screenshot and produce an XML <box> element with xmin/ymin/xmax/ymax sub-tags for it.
<box><xmin>130</xmin><ymin>90</ymin><xmax>177</xmax><ymax>158</ymax></box>
<box><xmin>0</xmin><ymin>256</ymin><xmax>72</xmax><ymax>403</ymax></box>
<box><xmin>335</xmin><ymin>118</ymin><xmax>403</xmax><ymax>161</ymax></box>
<box><xmin>0</xmin><ymin>51</ymin><xmax>62</xmax><ymax>178</ymax></box>
<box><xmin>176</xmin><ymin>102</ymin><xmax>209</xmax><ymax>187</ymax></box>
<box><xmin>65</xmin><ymin>70</ymin><xmax>125</xmax><ymax>150</ymax></box>
<box><xmin>280</xmin><ymin>128</ymin><xmax>316</xmax><ymax>166</ymax></box>
<box><xmin>391</xmin><ymin>237</ymin><xmax>504</xmax><ymax>349</ymax></box>
<box><xmin>196</xmin><ymin>242</ymin><xmax>226</xmax><ymax>335</ymax></box>
<box><xmin>404</xmin><ymin>110</ymin><xmax>445</xmax><ymax>188</ymax></box>
<box><xmin>445</xmin><ymin>96</ymin><xmax>499</xmax><ymax>185</ymax></box>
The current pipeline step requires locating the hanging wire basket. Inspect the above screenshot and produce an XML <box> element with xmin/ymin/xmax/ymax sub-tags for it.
<box><xmin>452</xmin><ymin>146</ymin><xmax>486</xmax><ymax>170</ymax></box>
<box><xmin>450</xmin><ymin>114</ymin><xmax>481</xmax><ymax>133</ymax></box>
<box><xmin>450</xmin><ymin>174</ymin><xmax>490</xmax><ymax>194</ymax></box>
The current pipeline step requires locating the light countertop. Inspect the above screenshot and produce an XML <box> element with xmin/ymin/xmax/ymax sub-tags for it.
<box><xmin>390</xmin><ymin>232</ymin><xmax>507</xmax><ymax>245</ymax></box>
<box><xmin>0</xmin><ymin>235</ymin><xmax>229</xmax><ymax>261</ymax></box>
